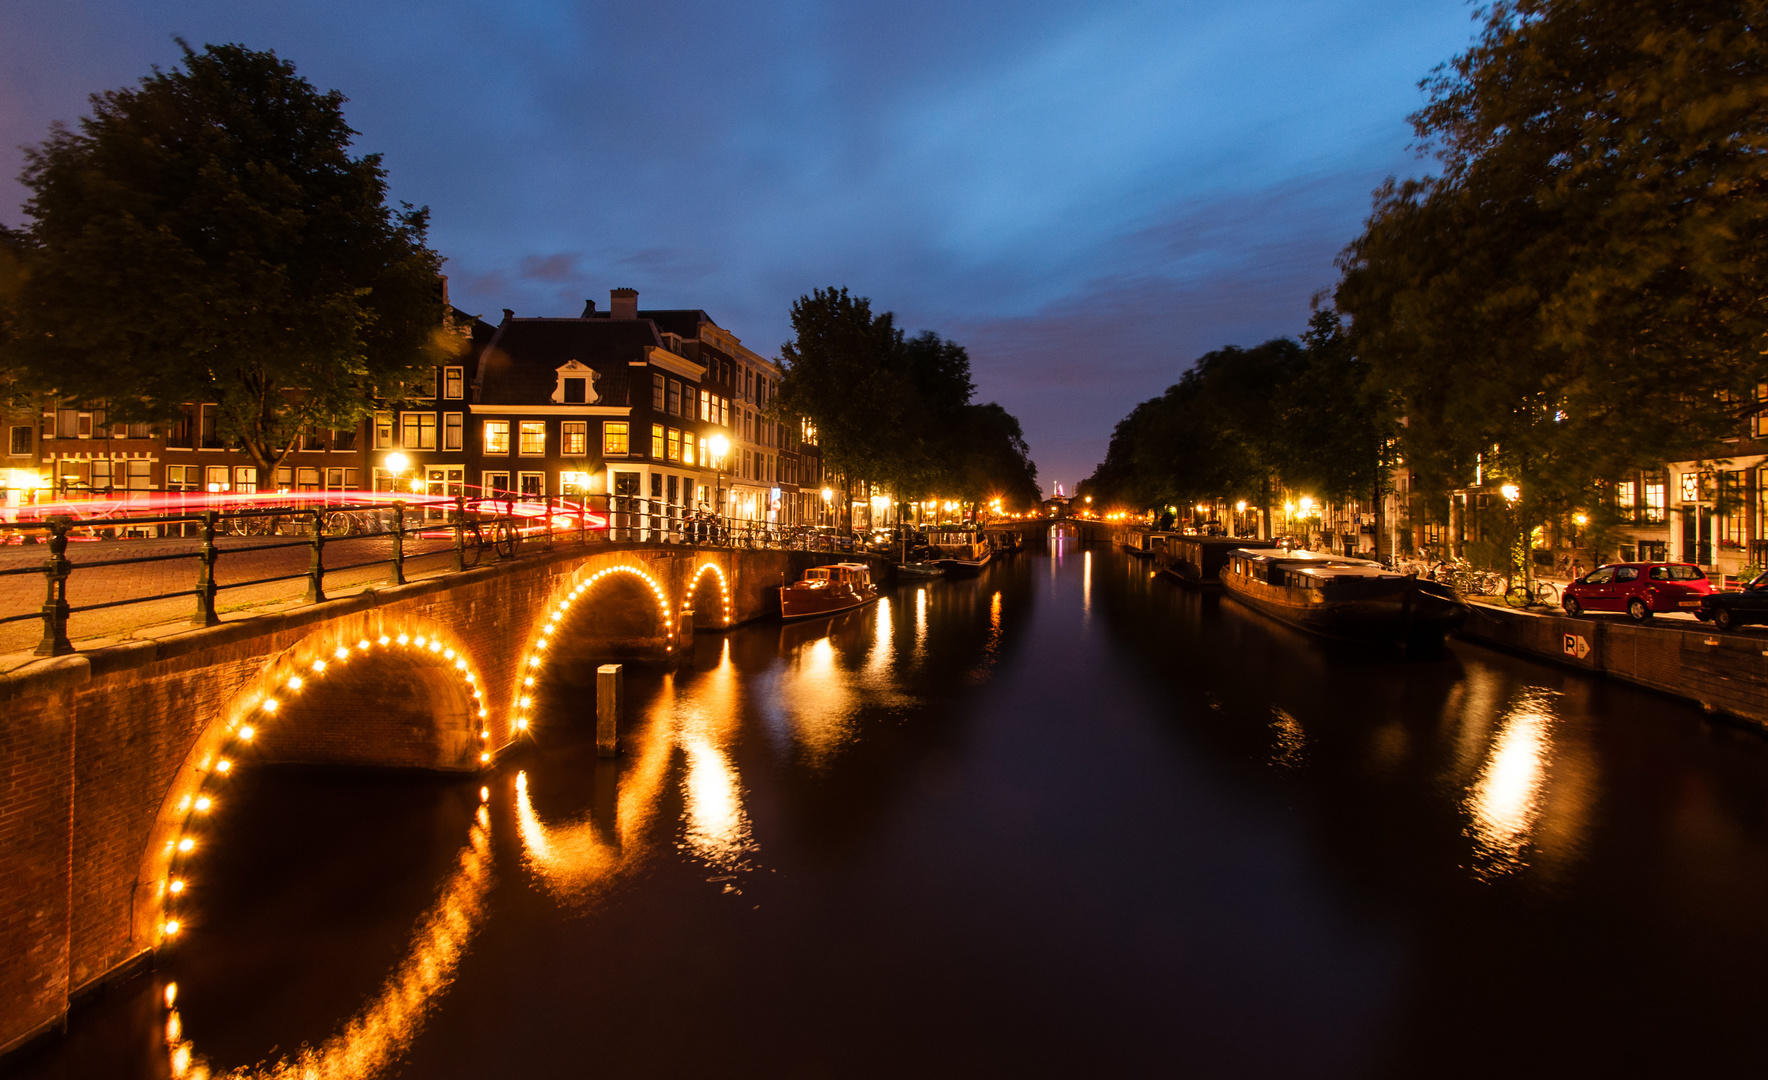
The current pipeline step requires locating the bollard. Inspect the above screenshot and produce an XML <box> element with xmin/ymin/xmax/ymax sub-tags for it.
<box><xmin>191</xmin><ymin>511</ymin><xmax>220</xmax><ymax>626</ymax></box>
<box><xmin>305</xmin><ymin>508</ymin><xmax>327</xmax><ymax>603</ymax></box>
<box><xmin>389</xmin><ymin>501</ymin><xmax>406</xmax><ymax>585</ymax></box>
<box><xmin>596</xmin><ymin>664</ymin><xmax>622</xmax><ymax>757</ymax></box>
<box><xmin>452</xmin><ymin>495</ymin><xmax>467</xmax><ymax>572</ymax></box>
<box><xmin>35</xmin><ymin>516</ymin><xmax>73</xmax><ymax>656</ymax></box>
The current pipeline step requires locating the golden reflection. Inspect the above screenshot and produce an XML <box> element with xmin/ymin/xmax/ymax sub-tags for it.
<box><xmin>1466</xmin><ymin>688</ymin><xmax>1556</xmax><ymax>878</ymax></box>
<box><xmin>864</xmin><ymin>596</ymin><xmax>893</xmax><ymax>677</ymax></box>
<box><xmin>1083</xmin><ymin>549</ymin><xmax>1093</xmax><ymax>615</ymax></box>
<box><xmin>679</xmin><ymin>732</ymin><xmax>755</xmax><ymax>870</ymax></box>
<box><xmin>1270</xmin><ymin>707</ymin><xmax>1305</xmax><ymax>768</ymax></box>
<box><xmin>778</xmin><ymin>636</ymin><xmax>856</xmax><ymax>762</ymax></box>
<box><xmin>914</xmin><ymin>588</ymin><xmax>928</xmax><ymax>653</ymax></box>
<box><xmin>169</xmin><ymin>805</ymin><xmax>494</xmax><ymax>1079</ymax></box>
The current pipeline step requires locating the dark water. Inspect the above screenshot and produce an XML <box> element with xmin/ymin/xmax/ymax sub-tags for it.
<box><xmin>18</xmin><ymin>537</ymin><xmax>1768</xmax><ymax>1079</ymax></box>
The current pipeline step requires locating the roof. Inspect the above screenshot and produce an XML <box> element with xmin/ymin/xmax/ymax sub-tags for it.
<box><xmin>473</xmin><ymin>318</ymin><xmax>655</xmax><ymax>406</ymax></box>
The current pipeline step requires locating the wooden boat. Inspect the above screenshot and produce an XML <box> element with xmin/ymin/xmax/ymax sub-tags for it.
<box><xmin>928</xmin><ymin>529</ymin><xmax>992</xmax><ymax>575</ymax></box>
<box><xmin>780</xmin><ymin>562</ymin><xmax>880</xmax><ymax>620</ymax></box>
<box><xmin>1161</xmin><ymin>535</ymin><xmax>1247</xmax><ymax>589</ymax></box>
<box><xmin>1123</xmin><ymin>529</ymin><xmax>1160</xmax><ymax>559</ymax></box>
<box><xmin>1220</xmin><ymin>547</ymin><xmax>1467</xmax><ymax>644</ymax></box>
<box><xmin>896</xmin><ymin>562</ymin><xmax>947</xmax><ymax>579</ymax></box>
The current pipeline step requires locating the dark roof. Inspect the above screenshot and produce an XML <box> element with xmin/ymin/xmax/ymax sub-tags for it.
<box><xmin>474</xmin><ymin>318</ymin><xmax>660</xmax><ymax>407</ymax></box>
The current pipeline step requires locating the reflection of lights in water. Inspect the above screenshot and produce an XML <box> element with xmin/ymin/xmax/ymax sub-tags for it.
<box><xmin>1083</xmin><ymin>550</ymin><xmax>1092</xmax><ymax>615</ymax></box>
<box><xmin>781</xmin><ymin>636</ymin><xmax>855</xmax><ymax>762</ymax></box>
<box><xmin>1466</xmin><ymin>689</ymin><xmax>1556</xmax><ymax>878</ymax></box>
<box><xmin>914</xmin><ymin>588</ymin><xmax>927</xmax><ymax>653</ymax></box>
<box><xmin>168</xmin><ymin>802</ymin><xmax>494</xmax><ymax>1080</ymax></box>
<box><xmin>1270</xmin><ymin>707</ymin><xmax>1305</xmax><ymax>768</ymax></box>
<box><xmin>864</xmin><ymin>597</ymin><xmax>893</xmax><ymax>677</ymax></box>
<box><xmin>680</xmin><ymin>733</ymin><xmax>754</xmax><ymax>870</ymax></box>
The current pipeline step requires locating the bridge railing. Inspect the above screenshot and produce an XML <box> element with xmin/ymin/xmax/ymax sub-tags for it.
<box><xmin>0</xmin><ymin>492</ymin><xmax>863</xmax><ymax>658</ymax></box>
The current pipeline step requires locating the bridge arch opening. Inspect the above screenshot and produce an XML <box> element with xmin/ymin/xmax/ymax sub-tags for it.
<box><xmin>689</xmin><ymin>562</ymin><xmax>732</xmax><ymax>629</ymax></box>
<box><xmin>137</xmin><ymin>627</ymin><xmax>489</xmax><ymax>952</ymax></box>
<box><xmin>514</xmin><ymin>564</ymin><xmax>674</xmax><ymax>734</ymax></box>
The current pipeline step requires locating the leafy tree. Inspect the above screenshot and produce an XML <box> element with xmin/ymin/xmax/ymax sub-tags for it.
<box><xmin>1337</xmin><ymin>0</ymin><xmax>1768</xmax><ymax>525</ymax></box>
<box><xmin>4</xmin><ymin>41</ymin><xmax>451</xmax><ymax>485</ymax></box>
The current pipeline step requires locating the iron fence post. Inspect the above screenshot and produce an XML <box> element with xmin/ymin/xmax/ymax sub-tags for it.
<box><xmin>34</xmin><ymin>516</ymin><xmax>73</xmax><ymax>656</ymax></box>
<box><xmin>453</xmin><ymin>495</ymin><xmax>467</xmax><ymax>573</ymax></box>
<box><xmin>305</xmin><ymin>508</ymin><xmax>326</xmax><ymax>604</ymax></box>
<box><xmin>390</xmin><ymin>501</ymin><xmax>406</xmax><ymax>584</ymax></box>
<box><xmin>192</xmin><ymin>511</ymin><xmax>219</xmax><ymax>627</ymax></box>
<box><xmin>544</xmin><ymin>494</ymin><xmax>555</xmax><ymax>551</ymax></box>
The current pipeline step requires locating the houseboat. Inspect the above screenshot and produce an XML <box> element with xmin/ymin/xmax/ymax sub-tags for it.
<box><xmin>780</xmin><ymin>562</ymin><xmax>880</xmax><ymax>620</ymax></box>
<box><xmin>928</xmin><ymin>529</ymin><xmax>992</xmax><ymax>575</ymax></box>
<box><xmin>1162</xmin><ymin>535</ymin><xmax>1246</xmax><ymax>588</ymax></box>
<box><xmin>1123</xmin><ymin>529</ymin><xmax>1162</xmax><ymax>559</ymax></box>
<box><xmin>1220</xmin><ymin>547</ymin><xmax>1467</xmax><ymax>645</ymax></box>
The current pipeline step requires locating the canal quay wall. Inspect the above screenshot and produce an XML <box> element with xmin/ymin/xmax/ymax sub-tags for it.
<box><xmin>1457</xmin><ymin>604</ymin><xmax>1768</xmax><ymax>728</ymax></box>
<box><xmin>0</xmin><ymin>542</ymin><xmax>885</xmax><ymax>1059</ymax></box>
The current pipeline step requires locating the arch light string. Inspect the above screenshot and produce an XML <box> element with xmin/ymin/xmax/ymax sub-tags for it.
<box><xmin>690</xmin><ymin>562</ymin><xmax>733</xmax><ymax>627</ymax></box>
<box><xmin>157</xmin><ymin>629</ymin><xmax>488</xmax><ymax>944</ymax></box>
<box><xmin>514</xmin><ymin>564</ymin><xmax>674</xmax><ymax>735</ymax></box>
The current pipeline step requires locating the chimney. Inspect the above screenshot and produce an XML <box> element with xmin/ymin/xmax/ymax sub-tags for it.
<box><xmin>581</xmin><ymin>298</ymin><xmax>597</xmax><ymax>317</ymax></box>
<box><xmin>501</xmin><ymin>308</ymin><xmax>514</xmax><ymax>323</ymax></box>
<box><xmin>610</xmin><ymin>288</ymin><xmax>638</xmax><ymax>320</ymax></box>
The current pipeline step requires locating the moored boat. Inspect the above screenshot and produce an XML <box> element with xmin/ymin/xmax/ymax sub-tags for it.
<box><xmin>896</xmin><ymin>561</ymin><xmax>947</xmax><ymax>579</ymax></box>
<box><xmin>1161</xmin><ymin>535</ymin><xmax>1246</xmax><ymax>589</ymax></box>
<box><xmin>780</xmin><ymin>562</ymin><xmax>880</xmax><ymax>620</ymax></box>
<box><xmin>1220</xmin><ymin>547</ymin><xmax>1467</xmax><ymax>644</ymax></box>
<box><xmin>928</xmin><ymin>529</ymin><xmax>992</xmax><ymax>575</ymax></box>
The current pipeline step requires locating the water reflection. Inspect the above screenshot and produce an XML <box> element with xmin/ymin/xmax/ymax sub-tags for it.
<box><xmin>1269</xmin><ymin>706</ymin><xmax>1305</xmax><ymax>768</ymax></box>
<box><xmin>1465</xmin><ymin>688</ymin><xmax>1557</xmax><ymax>879</ymax></box>
<box><xmin>167</xmin><ymin>801</ymin><xmax>494</xmax><ymax>1079</ymax></box>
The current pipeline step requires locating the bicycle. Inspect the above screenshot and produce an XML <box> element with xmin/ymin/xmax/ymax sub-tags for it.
<box><xmin>1504</xmin><ymin>578</ymin><xmax>1559</xmax><ymax>607</ymax></box>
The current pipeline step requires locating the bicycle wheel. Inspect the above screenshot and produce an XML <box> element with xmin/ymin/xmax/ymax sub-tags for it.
<box><xmin>458</xmin><ymin>521</ymin><xmax>485</xmax><ymax>568</ymax></box>
<box><xmin>1533</xmin><ymin>581</ymin><xmax>1558</xmax><ymax>606</ymax></box>
<box><xmin>494</xmin><ymin>519</ymin><xmax>521</xmax><ymax>559</ymax></box>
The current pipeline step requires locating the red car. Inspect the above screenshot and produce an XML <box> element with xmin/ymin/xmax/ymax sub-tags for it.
<box><xmin>1562</xmin><ymin>562</ymin><xmax>1712</xmax><ymax>620</ymax></box>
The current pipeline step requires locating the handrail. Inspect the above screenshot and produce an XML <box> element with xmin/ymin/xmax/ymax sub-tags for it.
<box><xmin>0</xmin><ymin>489</ymin><xmax>866</xmax><ymax>656</ymax></box>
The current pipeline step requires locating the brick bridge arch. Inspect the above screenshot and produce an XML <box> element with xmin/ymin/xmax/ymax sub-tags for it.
<box><xmin>0</xmin><ymin>542</ymin><xmax>877</xmax><ymax>1056</ymax></box>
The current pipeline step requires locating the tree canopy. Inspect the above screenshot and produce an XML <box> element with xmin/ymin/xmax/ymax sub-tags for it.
<box><xmin>1</xmin><ymin>41</ymin><xmax>452</xmax><ymax>482</ymax></box>
<box><xmin>1335</xmin><ymin>0</ymin><xmax>1768</xmax><ymax>519</ymax></box>
<box><xmin>775</xmin><ymin>286</ymin><xmax>1040</xmax><ymax>516</ymax></box>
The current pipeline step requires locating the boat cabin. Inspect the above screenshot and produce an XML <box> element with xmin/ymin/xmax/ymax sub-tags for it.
<box><xmin>800</xmin><ymin>563</ymin><xmax>872</xmax><ymax>588</ymax></box>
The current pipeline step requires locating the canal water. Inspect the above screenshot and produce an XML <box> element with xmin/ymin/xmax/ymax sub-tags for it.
<box><xmin>18</xmin><ymin>537</ymin><xmax>1768</xmax><ymax>1078</ymax></box>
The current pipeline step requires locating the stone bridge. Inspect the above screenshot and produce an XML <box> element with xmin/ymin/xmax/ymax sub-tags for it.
<box><xmin>0</xmin><ymin>542</ymin><xmax>882</xmax><ymax>1056</ymax></box>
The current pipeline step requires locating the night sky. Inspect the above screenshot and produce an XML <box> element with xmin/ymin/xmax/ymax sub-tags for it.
<box><xmin>1</xmin><ymin>1</ymin><xmax>1477</xmax><ymax>493</ymax></box>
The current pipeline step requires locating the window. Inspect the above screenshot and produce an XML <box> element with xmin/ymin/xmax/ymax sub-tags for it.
<box><xmin>484</xmin><ymin>421</ymin><xmax>510</xmax><ymax>455</ymax></box>
<box><xmin>332</xmin><ymin>427</ymin><xmax>358</xmax><ymax>452</ymax></box>
<box><xmin>296</xmin><ymin>467</ymin><xmax>321</xmax><ymax>491</ymax></box>
<box><xmin>698</xmin><ymin>391</ymin><xmax>709</xmax><ymax>422</ymax></box>
<box><xmin>126</xmin><ymin>422</ymin><xmax>151</xmax><ymax>440</ymax></box>
<box><xmin>444</xmin><ymin>412</ymin><xmax>464</xmax><ymax>451</ymax></box>
<box><xmin>651</xmin><ymin>472</ymin><xmax>663</xmax><ymax>498</ymax></box>
<box><xmin>604</xmin><ymin>421</ymin><xmax>629</xmax><ymax>455</ymax></box>
<box><xmin>652</xmin><ymin>423</ymin><xmax>665</xmax><ymax>458</ymax></box>
<box><xmin>326</xmin><ymin>468</ymin><xmax>346</xmax><ymax>489</ymax></box>
<box><xmin>1615</xmin><ymin>567</ymin><xmax>1639</xmax><ymax>582</ymax></box>
<box><xmin>482</xmin><ymin>471</ymin><xmax>511</xmax><ymax>496</ymax></box>
<box><xmin>562</xmin><ymin>377</ymin><xmax>586</xmax><ymax>404</ymax></box>
<box><xmin>698</xmin><ymin>436</ymin><xmax>708</xmax><ymax>465</ymax></box>
<box><xmin>8</xmin><ymin>426</ymin><xmax>29</xmax><ymax>456</ymax></box>
<box><xmin>89</xmin><ymin>458</ymin><xmax>112</xmax><ymax>491</ymax></box>
<box><xmin>667</xmin><ymin>474</ymin><xmax>679</xmax><ymax>504</ymax></box>
<box><xmin>1681</xmin><ymin>472</ymin><xmax>1702</xmax><ymax>503</ymax></box>
<box><xmin>233</xmin><ymin>466</ymin><xmax>257</xmax><ymax>494</ymax></box>
<box><xmin>519</xmin><ymin>421</ymin><xmax>546</xmax><ymax>455</ymax></box>
<box><xmin>652</xmin><ymin>373</ymin><xmax>666</xmax><ymax>411</ymax></box>
<box><xmin>200</xmin><ymin>405</ymin><xmax>222</xmax><ymax>449</ymax></box>
<box><xmin>519</xmin><ymin>472</ymin><xmax>545</xmax><ymax>497</ymax></box>
<box><xmin>204</xmin><ymin>465</ymin><xmax>230</xmax><ymax>491</ymax></box>
<box><xmin>444</xmin><ymin>366</ymin><xmax>464</xmax><ymax>399</ymax></box>
<box><xmin>684</xmin><ymin>386</ymin><xmax>697</xmax><ymax>421</ymax></box>
<box><xmin>374</xmin><ymin>412</ymin><xmax>395</xmax><ymax>449</ymax></box>
<box><xmin>667</xmin><ymin>428</ymin><xmax>682</xmax><ymax>461</ymax></box>
<box><xmin>1643</xmin><ymin>473</ymin><xmax>1667</xmax><ymax>524</ymax></box>
<box><xmin>167</xmin><ymin>465</ymin><xmax>199</xmax><ymax>492</ymax></box>
<box><xmin>722</xmin><ymin>397</ymin><xmax>730</xmax><ymax>427</ymax></box>
<box><xmin>667</xmin><ymin>379</ymin><xmax>681</xmax><ymax>416</ymax></box>
<box><xmin>413</xmin><ymin>368</ymin><xmax>436</xmax><ymax>399</ymax></box>
<box><xmin>562</xmin><ymin>421</ymin><xmax>587</xmax><ymax>456</ymax></box>
<box><xmin>402</xmin><ymin>412</ymin><xmax>437</xmax><ymax>450</ymax></box>
<box><xmin>682</xmin><ymin>434</ymin><xmax>695</xmax><ymax>466</ymax></box>
<box><xmin>1617</xmin><ymin>479</ymin><xmax>1637</xmax><ymax>522</ymax></box>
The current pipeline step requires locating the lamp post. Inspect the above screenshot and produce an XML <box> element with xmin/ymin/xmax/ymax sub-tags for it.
<box><xmin>383</xmin><ymin>452</ymin><xmax>410</xmax><ymax>496</ymax></box>
<box><xmin>708</xmin><ymin>434</ymin><xmax>730</xmax><ymax>538</ymax></box>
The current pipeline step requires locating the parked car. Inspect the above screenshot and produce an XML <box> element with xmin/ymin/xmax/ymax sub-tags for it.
<box><xmin>1697</xmin><ymin>571</ymin><xmax>1768</xmax><ymax>631</ymax></box>
<box><xmin>1561</xmin><ymin>562</ymin><xmax>1712</xmax><ymax>620</ymax></box>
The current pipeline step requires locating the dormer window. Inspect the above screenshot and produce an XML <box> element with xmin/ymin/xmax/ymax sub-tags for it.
<box><xmin>551</xmin><ymin>360</ymin><xmax>600</xmax><ymax>405</ymax></box>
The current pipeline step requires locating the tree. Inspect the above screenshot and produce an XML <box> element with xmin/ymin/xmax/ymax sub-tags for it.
<box><xmin>4</xmin><ymin>41</ymin><xmax>452</xmax><ymax>486</ymax></box>
<box><xmin>1337</xmin><ymin>0</ymin><xmax>1768</xmax><ymax>524</ymax></box>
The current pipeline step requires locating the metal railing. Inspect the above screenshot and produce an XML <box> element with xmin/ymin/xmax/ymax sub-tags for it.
<box><xmin>0</xmin><ymin>491</ymin><xmax>863</xmax><ymax>657</ymax></box>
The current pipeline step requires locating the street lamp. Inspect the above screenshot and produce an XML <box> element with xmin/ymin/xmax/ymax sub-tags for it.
<box><xmin>383</xmin><ymin>452</ymin><xmax>410</xmax><ymax>496</ymax></box>
<box><xmin>708</xmin><ymin>434</ymin><xmax>730</xmax><ymax>527</ymax></box>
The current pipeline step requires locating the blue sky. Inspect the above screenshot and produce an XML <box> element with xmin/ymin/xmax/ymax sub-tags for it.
<box><xmin>0</xmin><ymin>0</ymin><xmax>1477</xmax><ymax>492</ymax></box>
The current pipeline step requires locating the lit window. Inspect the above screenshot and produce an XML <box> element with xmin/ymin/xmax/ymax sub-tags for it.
<box><xmin>682</xmin><ymin>434</ymin><xmax>696</xmax><ymax>466</ymax></box>
<box><xmin>484</xmin><ymin>421</ymin><xmax>510</xmax><ymax>455</ymax></box>
<box><xmin>374</xmin><ymin>412</ymin><xmax>394</xmax><ymax>449</ymax></box>
<box><xmin>652</xmin><ymin>424</ymin><xmax>664</xmax><ymax>458</ymax></box>
<box><xmin>444</xmin><ymin>412</ymin><xmax>464</xmax><ymax>451</ymax></box>
<box><xmin>443</xmin><ymin>367</ymin><xmax>464</xmax><ymax>399</ymax></box>
<box><xmin>519</xmin><ymin>421</ymin><xmax>546</xmax><ymax>455</ymax></box>
<box><xmin>401</xmin><ymin>412</ymin><xmax>437</xmax><ymax>450</ymax></box>
<box><xmin>604</xmin><ymin>421</ymin><xmax>629</xmax><ymax>455</ymax></box>
<box><xmin>667</xmin><ymin>428</ymin><xmax>682</xmax><ymax>461</ymax></box>
<box><xmin>562</xmin><ymin>421</ymin><xmax>587</xmax><ymax>456</ymax></box>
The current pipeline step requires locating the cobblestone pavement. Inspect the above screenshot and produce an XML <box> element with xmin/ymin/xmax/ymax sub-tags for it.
<box><xmin>0</xmin><ymin>530</ymin><xmax>466</xmax><ymax>662</ymax></box>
